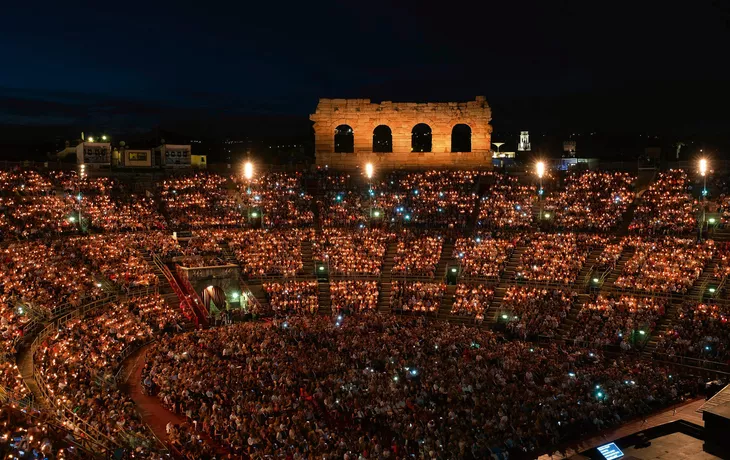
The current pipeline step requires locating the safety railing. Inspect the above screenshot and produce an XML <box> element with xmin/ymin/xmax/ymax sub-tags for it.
<box><xmin>238</xmin><ymin>277</ymin><xmax>266</xmax><ymax>315</ymax></box>
<box><xmin>175</xmin><ymin>265</ymin><xmax>208</xmax><ymax>325</ymax></box>
<box><xmin>29</xmin><ymin>295</ymin><xmax>168</xmax><ymax>455</ymax></box>
<box><xmin>123</xmin><ymin>282</ymin><xmax>159</xmax><ymax>298</ymax></box>
<box><xmin>152</xmin><ymin>254</ymin><xmax>199</xmax><ymax>327</ymax></box>
<box><xmin>652</xmin><ymin>352</ymin><xmax>730</xmax><ymax>374</ymax></box>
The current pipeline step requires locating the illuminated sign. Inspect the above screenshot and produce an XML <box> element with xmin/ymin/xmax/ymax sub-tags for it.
<box><xmin>597</xmin><ymin>442</ymin><xmax>624</xmax><ymax>460</ymax></box>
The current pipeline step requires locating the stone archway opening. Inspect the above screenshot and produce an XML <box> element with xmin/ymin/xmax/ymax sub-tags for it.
<box><xmin>411</xmin><ymin>123</ymin><xmax>432</xmax><ymax>152</ymax></box>
<box><xmin>203</xmin><ymin>285</ymin><xmax>227</xmax><ymax>315</ymax></box>
<box><xmin>373</xmin><ymin>125</ymin><xmax>392</xmax><ymax>153</ymax></box>
<box><xmin>451</xmin><ymin>124</ymin><xmax>472</xmax><ymax>152</ymax></box>
<box><xmin>334</xmin><ymin>124</ymin><xmax>354</xmax><ymax>153</ymax></box>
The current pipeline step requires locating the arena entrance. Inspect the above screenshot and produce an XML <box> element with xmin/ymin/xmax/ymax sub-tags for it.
<box><xmin>177</xmin><ymin>264</ymin><xmax>250</xmax><ymax>323</ymax></box>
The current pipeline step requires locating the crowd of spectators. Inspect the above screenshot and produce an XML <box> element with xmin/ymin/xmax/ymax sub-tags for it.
<box><xmin>313</xmin><ymin>229</ymin><xmax>393</xmax><ymax>276</ymax></box>
<box><xmin>73</xmin><ymin>235</ymin><xmax>158</xmax><ymax>290</ymax></box>
<box><xmin>656</xmin><ymin>303</ymin><xmax>730</xmax><ymax>363</ymax></box>
<box><xmin>34</xmin><ymin>294</ymin><xmax>182</xmax><ymax>453</ymax></box>
<box><xmin>478</xmin><ymin>175</ymin><xmax>536</xmax><ymax>229</ymax></box>
<box><xmin>502</xmin><ymin>286</ymin><xmax>576</xmax><ymax>338</ymax></box>
<box><xmin>572</xmin><ymin>295</ymin><xmax>666</xmax><ymax>349</ymax></box>
<box><xmin>390</xmin><ymin>281</ymin><xmax>445</xmax><ymax>313</ymax></box>
<box><xmin>450</xmin><ymin>284</ymin><xmax>493</xmax><ymax>320</ymax></box>
<box><xmin>330</xmin><ymin>281</ymin><xmax>378</xmax><ymax>314</ymax></box>
<box><xmin>0</xmin><ymin>240</ymin><xmax>103</xmax><ymax>336</ymax></box>
<box><xmin>595</xmin><ymin>241</ymin><xmax>625</xmax><ymax>272</ymax></box>
<box><xmin>142</xmin><ymin>315</ymin><xmax>699</xmax><ymax>458</ymax></box>
<box><xmin>615</xmin><ymin>237</ymin><xmax>714</xmax><ymax>293</ymax></box>
<box><xmin>237</xmin><ymin>172</ymin><xmax>314</xmax><ymax>227</ymax></box>
<box><xmin>517</xmin><ymin>233</ymin><xmax>605</xmax><ymax>284</ymax></box>
<box><xmin>0</xmin><ymin>403</ymin><xmax>78</xmax><ymax>459</ymax></box>
<box><xmin>454</xmin><ymin>236</ymin><xmax>517</xmax><ymax>279</ymax></box>
<box><xmin>630</xmin><ymin>170</ymin><xmax>698</xmax><ymax>234</ymax></box>
<box><xmin>367</xmin><ymin>170</ymin><xmax>481</xmax><ymax>228</ymax></box>
<box><xmin>161</xmin><ymin>173</ymin><xmax>244</xmax><ymax>228</ymax></box>
<box><xmin>226</xmin><ymin>229</ymin><xmax>309</xmax><ymax>277</ymax></box>
<box><xmin>545</xmin><ymin>171</ymin><xmax>634</xmax><ymax>231</ymax></box>
<box><xmin>714</xmin><ymin>242</ymin><xmax>730</xmax><ymax>282</ymax></box>
<box><xmin>2</xmin><ymin>166</ymin><xmax>729</xmax><ymax>458</ymax></box>
<box><xmin>392</xmin><ymin>233</ymin><xmax>442</xmax><ymax>277</ymax></box>
<box><xmin>263</xmin><ymin>281</ymin><xmax>319</xmax><ymax>315</ymax></box>
<box><xmin>318</xmin><ymin>190</ymin><xmax>367</xmax><ymax>227</ymax></box>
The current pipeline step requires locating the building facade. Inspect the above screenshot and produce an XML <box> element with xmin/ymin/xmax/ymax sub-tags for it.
<box><xmin>310</xmin><ymin>97</ymin><xmax>493</xmax><ymax>170</ymax></box>
<box><xmin>76</xmin><ymin>142</ymin><xmax>111</xmax><ymax>166</ymax></box>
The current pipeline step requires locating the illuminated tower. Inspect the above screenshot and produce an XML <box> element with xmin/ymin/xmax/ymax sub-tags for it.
<box><xmin>518</xmin><ymin>131</ymin><xmax>531</xmax><ymax>151</ymax></box>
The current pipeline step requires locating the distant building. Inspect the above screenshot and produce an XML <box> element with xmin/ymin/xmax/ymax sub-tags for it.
<box><xmin>122</xmin><ymin>149</ymin><xmax>153</xmax><ymax>167</ymax></box>
<box><xmin>563</xmin><ymin>140</ymin><xmax>577</xmax><ymax>157</ymax></box>
<box><xmin>76</xmin><ymin>142</ymin><xmax>111</xmax><ymax>166</ymax></box>
<box><xmin>191</xmin><ymin>154</ymin><xmax>208</xmax><ymax>169</ymax></box>
<box><xmin>518</xmin><ymin>131</ymin><xmax>530</xmax><ymax>151</ymax></box>
<box><xmin>155</xmin><ymin>144</ymin><xmax>192</xmax><ymax>168</ymax></box>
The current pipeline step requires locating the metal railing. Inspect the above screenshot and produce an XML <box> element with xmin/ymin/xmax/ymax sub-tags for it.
<box><xmin>652</xmin><ymin>352</ymin><xmax>730</xmax><ymax>375</ymax></box>
<box><xmin>28</xmin><ymin>295</ymin><xmax>168</xmax><ymax>455</ymax></box>
<box><xmin>152</xmin><ymin>254</ymin><xmax>199</xmax><ymax>326</ymax></box>
<box><xmin>175</xmin><ymin>265</ymin><xmax>208</xmax><ymax>324</ymax></box>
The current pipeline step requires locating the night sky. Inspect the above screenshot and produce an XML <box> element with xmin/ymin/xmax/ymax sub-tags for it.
<box><xmin>1</xmin><ymin>1</ymin><xmax>729</xmax><ymax>157</ymax></box>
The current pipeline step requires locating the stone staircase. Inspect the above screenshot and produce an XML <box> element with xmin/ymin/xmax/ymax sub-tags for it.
<box><xmin>602</xmin><ymin>247</ymin><xmax>635</xmax><ymax>290</ymax></box>
<box><xmin>317</xmin><ymin>282</ymin><xmax>332</xmax><ymax>316</ymax></box>
<box><xmin>381</xmin><ymin>241</ymin><xmax>397</xmax><ymax>282</ymax></box>
<box><xmin>465</xmin><ymin>195</ymin><xmax>482</xmax><ymax>234</ymax></box>
<box><xmin>377</xmin><ymin>281</ymin><xmax>392</xmax><ymax>314</ymax></box>
<box><xmin>557</xmin><ymin>293</ymin><xmax>591</xmax><ymax>339</ymax></box>
<box><xmin>712</xmin><ymin>227</ymin><xmax>730</xmax><ymax>242</ymax></box>
<box><xmin>642</xmin><ymin>298</ymin><xmax>682</xmax><ymax>356</ymax></box>
<box><xmin>575</xmin><ymin>247</ymin><xmax>604</xmax><ymax>290</ymax></box>
<box><xmin>246</xmin><ymin>283</ymin><xmax>270</xmax><ymax>312</ymax></box>
<box><xmin>219</xmin><ymin>241</ymin><xmax>238</xmax><ymax>266</ymax></box>
<box><xmin>301</xmin><ymin>240</ymin><xmax>315</xmax><ymax>276</ymax></box>
<box><xmin>486</xmin><ymin>285</ymin><xmax>508</xmax><ymax>324</ymax></box>
<box><xmin>435</xmin><ymin>240</ymin><xmax>455</xmax><ymax>280</ymax></box>
<box><xmin>688</xmin><ymin>253</ymin><xmax>721</xmax><ymax>300</ymax></box>
<box><xmin>437</xmin><ymin>284</ymin><xmax>457</xmax><ymax>319</ymax></box>
<box><xmin>501</xmin><ymin>245</ymin><xmax>526</xmax><ymax>282</ymax></box>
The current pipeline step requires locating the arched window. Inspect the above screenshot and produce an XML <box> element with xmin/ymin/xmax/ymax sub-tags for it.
<box><xmin>334</xmin><ymin>124</ymin><xmax>354</xmax><ymax>153</ymax></box>
<box><xmin>373</xmin><ymin>125</ymin><xmax>392</xmax><ymax>153</ymax></box>
<box><xmin>411</xmin><ymin>123</ymin><xmax>432</xmax><ymax>152</ymax></box>
<box><xmin>451</xmin><ymin>124</ymin><xmax>472</xmax><ymax>152</ymax></box>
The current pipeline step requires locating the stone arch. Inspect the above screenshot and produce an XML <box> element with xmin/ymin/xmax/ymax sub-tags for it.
<box><xmin>411</xmin><ymin>123</ymin><xmax>432</xmax><ymax>152</ymax></box>
<box><xmin>334</xmin><ymin>124</ymin><xmax>354</xmax><ymax>153</ymax></box>
<box><xmin>372</xmin><ymin>125</ymin><xmax>392</xmax><ymax>153</ymax></box>
<box><xmin>203</xmin><ymin>284</ymin><xmax>227</xmax><ymax>313</ymax></box>
<box><xmin>451</xmin><ymin>124</ymin><xmax>472</xmax><ymax>152</ymax></box>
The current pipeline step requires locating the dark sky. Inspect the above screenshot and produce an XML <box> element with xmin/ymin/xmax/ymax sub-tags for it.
<box><xmin>1</xmin><ymin>0</ymin><xmax>729</xmax><ymax>151</ymax></box>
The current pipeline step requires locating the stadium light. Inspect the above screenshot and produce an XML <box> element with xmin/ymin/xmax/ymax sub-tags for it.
<box><xmin>536</xmin><ymin>161</ymin><xmax>545</xmax><ymax>179</ymax></box>
<box><xmin>88</xmin><ymin>137</ymin><xmax>94</xmax><ymax>143</ymax></box>
<box><xmin>244</xmin><ymin>161</ymin><xmax>254</xmax><ymax>180</ymax></box>
<box><xmin>365</xmin><ymin>162</ymin><xmax>374</xmax><ymax>179</ymax></box>
<box><xmin>101</xmin><ymin>135</ymin><xmax>108</xmax><ymax>141</ymax></box>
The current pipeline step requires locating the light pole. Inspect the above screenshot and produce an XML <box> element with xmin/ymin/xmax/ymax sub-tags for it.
<box><xmin>536</xmin><ymin>161</ymin><xmax>545</xmax><ymax>221</ymax></box>
<box><xmin>365</xmin><ymin>162</ymin><xmax>374</xmax><ymax>222</ymax></box>
<box><xmin>699</xmin><ymin>158</ymin><xmax>708</xmax><ymax>240</ymax></box>
<box><xmin>77</xmin><ymin>164</ymin><xmax>86</xmax><ymax>232</ymax></box>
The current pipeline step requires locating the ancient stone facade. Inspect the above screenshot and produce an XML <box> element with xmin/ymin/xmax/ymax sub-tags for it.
<box><xmin>310</xmin><ymin>96</ymin><xmax>493</xmax><ymax>170</ymax></box>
